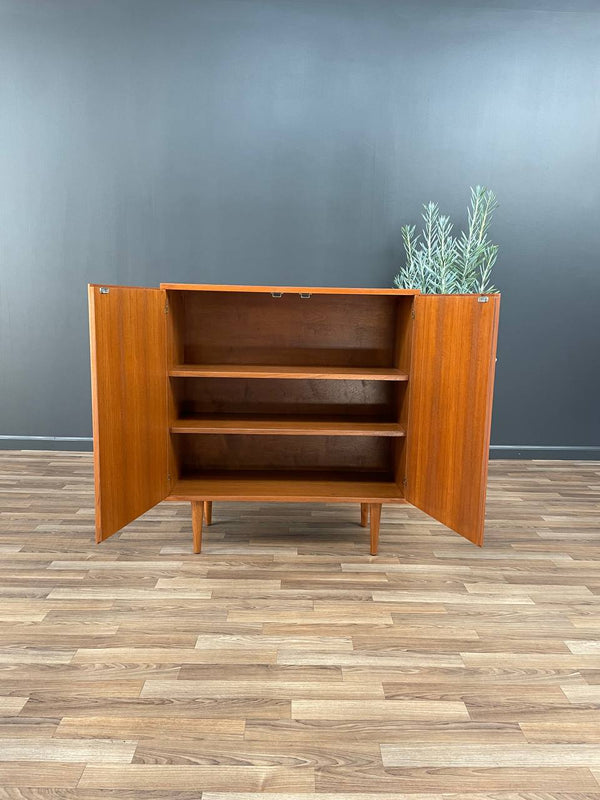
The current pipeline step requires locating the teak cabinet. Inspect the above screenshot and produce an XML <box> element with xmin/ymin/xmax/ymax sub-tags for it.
<box><xmin>88</xmin><ymin>284</ymin><xmax>500</xmax><ymax>554</ymax></box>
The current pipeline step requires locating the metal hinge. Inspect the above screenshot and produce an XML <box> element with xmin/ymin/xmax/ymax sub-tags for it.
<box><xmin>167</xmin><ymin>473</ymin><xmax>171</xmax><ymax>482</ymax></box>
<box><xmin>99</xmin><ymin>287</ymin><xmax>109</xmax><ymax>294</ymax></box>
<box><xmin>164</xmin><ymin>301</ymin><xmax>169</xmax><ymax>313</ymax></box>
<box><xmin>478</xmin><ymin>296</ymin><xmax>489</xmax><ymax>303</ymax></box>
<box><xmin>402</xmin><ymin>476</ymin><xmax>408</xmax><ymax>487</ymax></box>
<box><xmin>271</xmin><ymin>292</ymin><xmax>282</xmax><ymax>298</ymax></box>
<box><xmin>411</xmin><ymin>309</ymin><xmax>415</xmax><ymax>319</ymax></box>
<box><xmin>300</xmin><ymin>293</ymin><xmax>311</xmax><ymax>299</ymax></box>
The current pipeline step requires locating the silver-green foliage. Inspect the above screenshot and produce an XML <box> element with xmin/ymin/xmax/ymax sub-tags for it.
<box><xmin>394</xmin><ymin>186</ymin><xmax>499</xmax><ymax>294</ymax></box>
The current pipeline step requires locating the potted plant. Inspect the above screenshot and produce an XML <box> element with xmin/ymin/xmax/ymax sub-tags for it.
<box><xmin>394</xmin><ymin>186</ymin><xmax>499</xmax><ymax>294</ymax></box>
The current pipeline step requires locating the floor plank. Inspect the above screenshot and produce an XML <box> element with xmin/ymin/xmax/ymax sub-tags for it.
<box><xmin>78</xmin><ymin>764</ymin><xmax>315</xmax><ymax>791</ymax></box>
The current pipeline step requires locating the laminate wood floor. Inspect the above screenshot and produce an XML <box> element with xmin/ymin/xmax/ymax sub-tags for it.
<box><xmin>0</xmin><ymin>450</ymin><xmax>599</xmax><ymax>799</ymax></box>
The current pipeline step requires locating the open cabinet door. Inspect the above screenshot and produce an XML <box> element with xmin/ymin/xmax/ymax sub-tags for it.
<box><xmin>406</xmin><ymin>294</ymin><xmax>500</xmax><ymax>545</ymax></box>
<box><xmin>88</xmin><ymin>285</ymin><xmax>168</xmax><ymax>542</ymax></box>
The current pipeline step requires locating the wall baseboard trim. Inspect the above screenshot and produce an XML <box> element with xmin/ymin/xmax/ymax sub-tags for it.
<box><xmin>489</xmin><ymin>445</ymin><xmax>600</xmax><ymax>460</ymax></box>
<box><xmin>1</xmin><ymin>436</ymin><xmax>599</xmax><ymax>459</ymax></box>
<box><xmin>490</xmin><ymin>445</ymin><xmax>600</xmax><ymax>451</ymax></box>
<box><xmin>0</xmin><ymin>435</ymin><xmax>93</xmax><ymax>442</ymax></box>
<box><xmin>0</xmin><ymin>435</ymin><xmax>94</xmax><ymax>452</ymax></box>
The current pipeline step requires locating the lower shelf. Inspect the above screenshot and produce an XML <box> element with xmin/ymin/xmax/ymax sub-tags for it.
<box><xmin>167</xmin><ymin>471</ymin><xmax>406</xmax><ymax>503</ymax></box>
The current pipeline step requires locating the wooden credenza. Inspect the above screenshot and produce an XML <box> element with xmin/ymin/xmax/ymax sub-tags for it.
<box><xmin>88</xmin><ymin>284</ymin><xmax>500</xmax><ymax>553</ymax></box>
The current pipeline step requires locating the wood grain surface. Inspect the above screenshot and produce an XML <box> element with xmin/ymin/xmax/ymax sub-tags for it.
<box><xmin>406</xmin><ymin>294</ymin><xmax>500</xmax><ymax>546</ymax></box>
<box><xmin>160</xmin><ymin>283</ymin><xmax>420</xmax><ymax>295</ymax></box>
<box><xmin>168</xmin><ymin>474</ymin><xmax>405</xmax><ymax>503</ymax></box>
<box><xmin>1</xmin><ymin>450</ymin><xmax>599</xmax><ymax>796</ymax></box>
<box><xmin>178</xmin><ymin>291</ymin><xmax>402</xmax><ymax>368</ymax></box>
<box><xmin>168</xmin><ymin>364</ymin><xmax>409</xmax><ymax>380</ymax></box>
<box><xmin>88</xmin><ymin>285</ymin><xmax>168</xmax><ymax>543</ymax></box>
<box><xmin>170</xmin><ymin>417</ymin><xmax>406</xmax><ymax>437</ymax></box>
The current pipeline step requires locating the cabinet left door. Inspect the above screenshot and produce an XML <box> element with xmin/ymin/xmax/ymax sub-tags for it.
<box><xmin>88</xmin><ymin>285</ymin><xmax>169</xmax><ymax>542</ymax></box>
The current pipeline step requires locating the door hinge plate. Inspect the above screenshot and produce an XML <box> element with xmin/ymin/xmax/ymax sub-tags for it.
<box><xmin>411</xmin><ymin>308</ymin><xmax>415</xmax><ymax>319</ymax></box>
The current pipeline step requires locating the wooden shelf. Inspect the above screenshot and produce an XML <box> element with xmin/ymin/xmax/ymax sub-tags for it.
<box><xmin>170</xmin><ymin>415</ymin><xmax>405</xmax><ymax>437</ymax></box>
<box><xmin>169</xmin><ymin>364</ymin><xmax>409</xmax><ymax>381</ymax></box>
<box><xmin>167</xmin><ymin>472</ymin><xmax>406</xmax><ymax>503</ymax></box>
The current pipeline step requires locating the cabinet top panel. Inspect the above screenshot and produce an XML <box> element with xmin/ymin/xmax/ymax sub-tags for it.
<box><xmin>159</xmin><ymin>283</ymin><xmax>419</xmax><ymax>295</ymax></box>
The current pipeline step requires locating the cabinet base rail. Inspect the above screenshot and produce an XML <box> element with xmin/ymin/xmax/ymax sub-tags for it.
<box><xmin>190</xmin><ymin>501</ymin><xmax>382</xmax><ymax>555</ymax></box>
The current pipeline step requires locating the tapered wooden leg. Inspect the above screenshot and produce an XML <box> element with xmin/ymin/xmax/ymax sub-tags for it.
<box><xmin>192</xmin><ymin>501</ymin><xmax>203</xmax><ymax>554</ymax></box>
<box><xmin>360</xmin><ymin>503</ymin><xmax>369</xmax><ymax>527</ymax></box>
<box><xmin>204</xmin><ymin>501</ymin><xmax>212</xmax><ymax>526</ymax></box>
<box><xmin>369</xmin><ymin>503</ymin><xmax>381</xmax><ymax>555</ymax></box>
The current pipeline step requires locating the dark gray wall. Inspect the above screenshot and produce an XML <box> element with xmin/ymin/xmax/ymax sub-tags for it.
<box><xmin>1</xmin><ymin>0</ymin><xmax>599</xmax><ymax>457</ymax></box>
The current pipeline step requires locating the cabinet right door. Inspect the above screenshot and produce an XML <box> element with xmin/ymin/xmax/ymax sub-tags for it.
<box><xmin>405</xmin><ymin>294</ymin><xmax>500</xmax><ymax>545</ymax></box>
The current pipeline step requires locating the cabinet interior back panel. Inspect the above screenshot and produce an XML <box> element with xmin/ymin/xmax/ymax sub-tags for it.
<box><xmin>173</xmin><ymin>378</ymin><xmax>401</xmax><ymax>420</ymax></box>
<box><xmin>176</xmin><ymin>434</ymin><xmax>396</xmax><ymax>475</ymax></box>
<box><xmin>179</xmin><ymin>291</ymin><xmax>399</xmax><ymax>367</ymax></box>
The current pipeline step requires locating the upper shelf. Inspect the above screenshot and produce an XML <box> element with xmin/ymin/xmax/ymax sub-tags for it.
<box><xmin>160</xmin><ymin>283</ymin><xmax>419</xmax><ymax>295</ymax></box>
<box><xmin>169</xmin><ymin>364</ymin><xmax>409</xmax><ymax>381</ymax></box>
